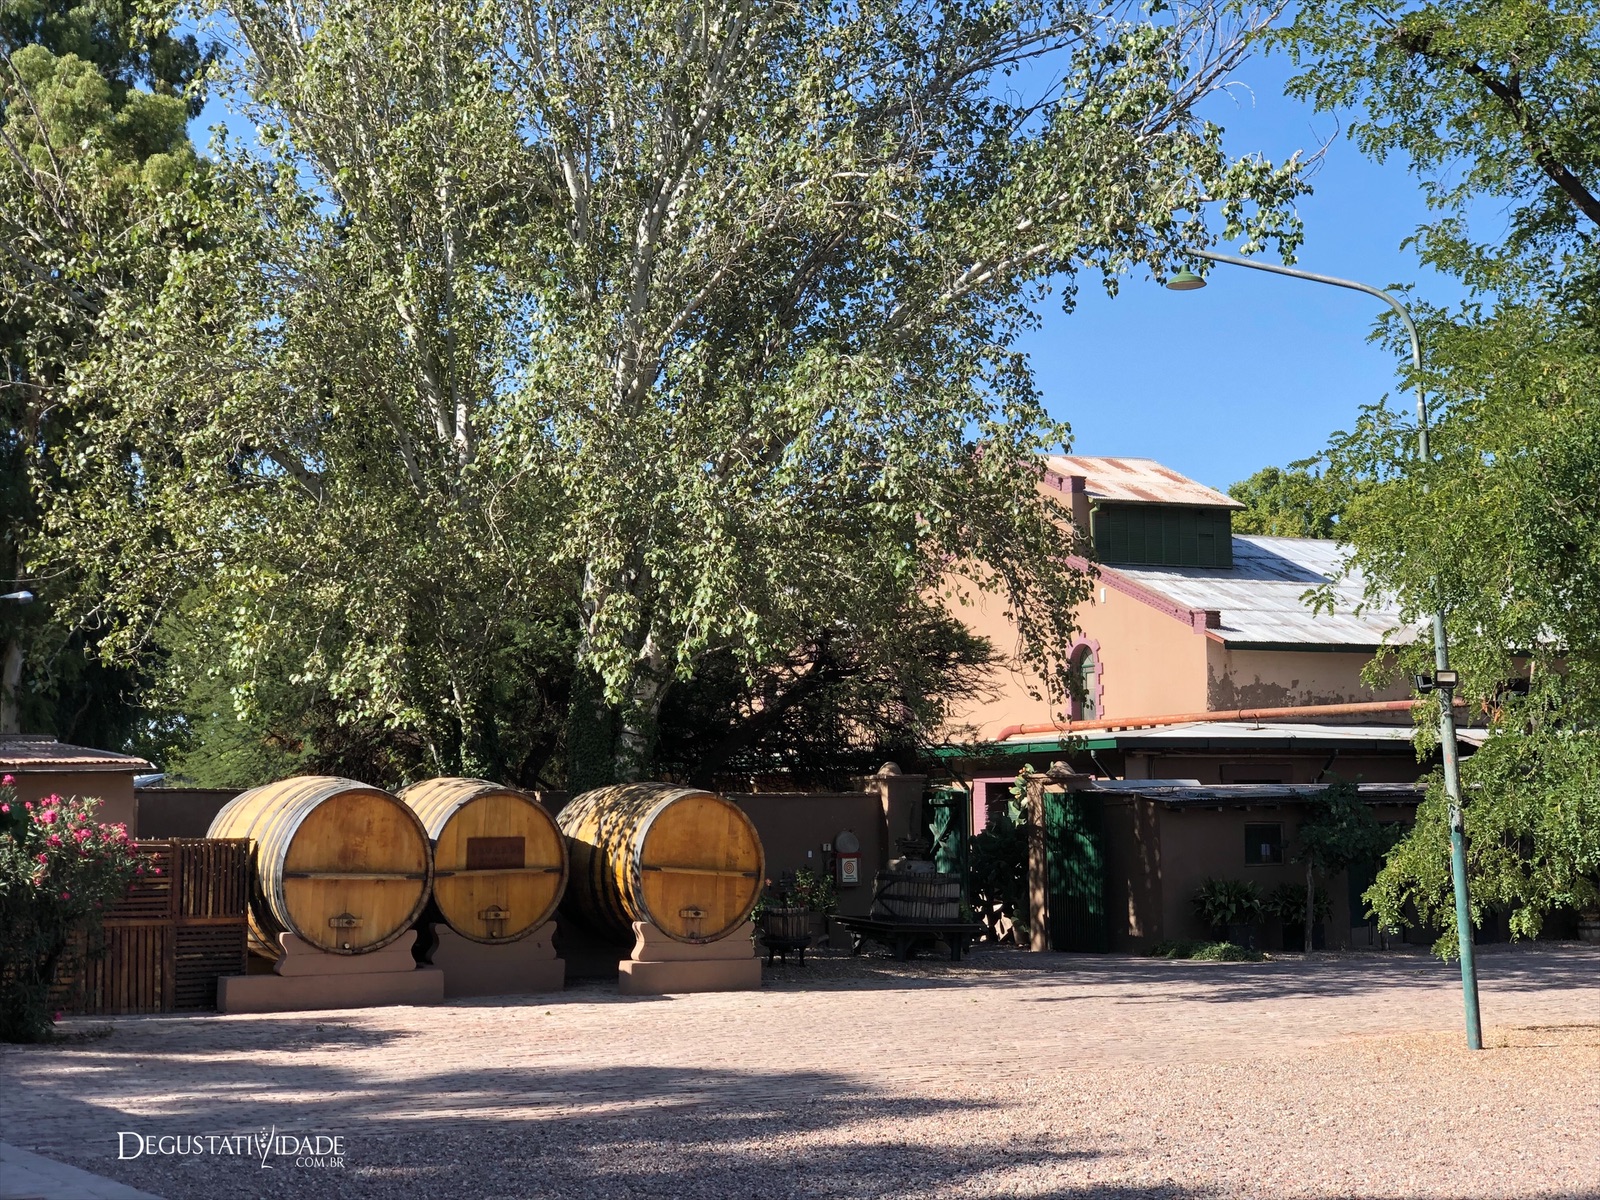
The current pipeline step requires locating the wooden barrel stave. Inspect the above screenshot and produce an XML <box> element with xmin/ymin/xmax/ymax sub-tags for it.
<box><xmin>398</xmin><ymin>777</ymin><xmax>568</xmax><ymax>944</ymax></box>
<box><xmin>207</xmin><ymin>777</ymin><xmax>433</xmax><ymax>958</ymax></box>
<box><xmin>870</xmin><ymin>871</ymin><xmax>963</xmax><ymax>923</ymax></box>
<box><xmin>557</xmin><ymin>783</ymin><xmax>764</xmax><ymax>944</ymax></box>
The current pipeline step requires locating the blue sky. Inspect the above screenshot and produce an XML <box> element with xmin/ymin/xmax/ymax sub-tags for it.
<box><xmin>1023</xmin><ymin>48</ymin><xmax>1463</xmax><ymax>492</ymax></box>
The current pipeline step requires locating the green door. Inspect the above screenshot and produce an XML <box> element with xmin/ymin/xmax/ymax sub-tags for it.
<box><xmin>1044</xmin><ymin>791</ymin><xmax>1108</xmax><ymax>953</ymax></box>
<box><xmin>924</xmin><ymin>787</ymin><xmax>970</xmax><ymax>888</ymax></box>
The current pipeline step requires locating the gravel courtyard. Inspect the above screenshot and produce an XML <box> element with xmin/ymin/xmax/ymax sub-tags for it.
<box><xmin>3</xmin><ymin>943</ymin><xmax>1597</xmax><ymax>1200</ymax></box>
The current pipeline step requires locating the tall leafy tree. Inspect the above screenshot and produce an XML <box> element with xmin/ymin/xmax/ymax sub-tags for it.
<box><xmin>0</xmin><ymin>1</ymin><xmax>209</xmax><ymax>743</ymax></box>
<box><xmin>1273</xmin><ymin>0</ymin><xmax>1600</xmax><ymax>950</ymax></box>
<box><xmin>45</xmin><ymin>0</ymin><xmax>1307</xmax><ymax>789</ymax></box>
<box><xmin>1227</xmin><ymin>464</ymin><xmax>1352</xmax><ymax>538</ymax></box>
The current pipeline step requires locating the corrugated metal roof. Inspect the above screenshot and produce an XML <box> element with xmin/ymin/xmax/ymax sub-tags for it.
<box><xmin>1000</xmin><ymin>722</ymin><xmax>1468</xmax><ymax>748</ymax></box>
<box><xmin>1082</xmin><ymin>781</ymin><xmax>1425</xmax><ymax>807</ymax></box>
<box><xmin>1112</xmin><ymin>534</ymin><xmax>1416</xmax><ymax>647</ymax></box>
<box><xmin>0</xmin><ymin>735</ymin><xmax>154</xmax><ymax>773</ymax></box>
<box><xmin>1046</xmin><ymin>455</ymin><xmax>1243</xmax><ymax>509</ymax></box>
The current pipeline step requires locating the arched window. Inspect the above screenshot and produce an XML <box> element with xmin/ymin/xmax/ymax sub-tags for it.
<box><xmin>1069</xmin><ymin>642</ymin><xmax>1101</xmax><ymax>720</ymax></box>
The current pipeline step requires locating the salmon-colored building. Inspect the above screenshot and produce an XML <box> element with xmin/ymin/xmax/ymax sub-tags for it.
<box><xmin>942</xmin><ymin>456</ymin><xmax>1476</xmax><ymax>952</ymax></box>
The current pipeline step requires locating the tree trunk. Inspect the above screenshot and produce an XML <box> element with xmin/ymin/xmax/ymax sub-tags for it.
<box><xmin>1304</xmin><ymin>860</ymin><xmax>1316</xmax><ymax>956</ymax></box>
<box><xmin>1</xmin><ymin>636</ymin><xmax>22</xmax><ymax>733</ymax></box>
<box><xmin>563</xmin><ymin>668</ymin><xmax>671</xmax><ymax>793</ymax></box>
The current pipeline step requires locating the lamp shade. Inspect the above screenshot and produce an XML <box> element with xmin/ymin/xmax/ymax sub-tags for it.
<box><xmin>1166</xmin><ymin>268</ymin><xmax>1206</xmax><ymax>291</ymax></box>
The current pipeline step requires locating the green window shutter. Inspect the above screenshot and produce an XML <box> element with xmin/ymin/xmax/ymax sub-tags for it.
<box><xmin>1092</xmin><ymin>504</ymin><xmax>1234</xmax><ymax>567</ymax></box>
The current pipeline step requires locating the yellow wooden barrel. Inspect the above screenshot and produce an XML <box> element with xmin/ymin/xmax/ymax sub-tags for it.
<box><xmin>397</xmin><ymin>777</ymin><xmax>568</xmax><ymax>944</ymax></box>
<box><xmin>557</xmin><ymin>783</ymin><xmax>764</xmax><ymax>944</ymax></box>
<box><xmin>207</xmin><ymin>776</ymin><xmax>433</xmax><ymax>958</ymax></box>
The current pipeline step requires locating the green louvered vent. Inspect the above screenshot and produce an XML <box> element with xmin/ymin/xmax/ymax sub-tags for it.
<box><xmin>1091</xmin><ymin>503</ymin><xmax>1233</xmax><ymax>568</ymax></box>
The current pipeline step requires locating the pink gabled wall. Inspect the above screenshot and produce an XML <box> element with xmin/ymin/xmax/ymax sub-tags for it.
<box><xmin>1072</xmin><ymin>576</ymin><xmax>1210</xmax><ymax>719</ymax></box>
<box><xmin>944</xmin><ymin>563</ymin><xmax>1218</xmax><ymax>740</ymax></box>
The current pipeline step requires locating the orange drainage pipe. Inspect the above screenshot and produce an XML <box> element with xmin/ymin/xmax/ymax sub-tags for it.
<box><xmin>992</xmin><ymin>697</ymin><xmax>1465</xmax><ymax>742</ymax></box>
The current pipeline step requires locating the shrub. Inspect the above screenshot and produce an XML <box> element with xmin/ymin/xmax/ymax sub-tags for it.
<box><xmin>790</xmin><ymin>867</ymin><xmax>837</xmax><ymax>914</ymax></box>
<box><xmin>1148</xmin><ymin>939</ymin><xmax>1264</xmax><ymax>962</ymax></box>
<box><xmin>968</xmin><ymin>777</ymin><xmax>1031</xmax><ymax>942</ymax></box>
<box><xmin>1265</xmin><ymin>881</ymin><xmax>1331</xmax><ymax>925</ymax></box>
<box><xmin>0</xmin><ymin>777</ymin><xmax>144</xmax><ymax>1042</ymax></box>
<box><xmin>1192</xmin><ymin>877</ymin><xmax>1264</xmax><ymax>929</ymax></box>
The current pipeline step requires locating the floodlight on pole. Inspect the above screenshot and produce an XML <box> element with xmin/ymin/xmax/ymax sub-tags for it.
<box><xmin>1167</xmin><ymin>246</ymin><xmax>1485</xmax><ymax>1051</ymax></box>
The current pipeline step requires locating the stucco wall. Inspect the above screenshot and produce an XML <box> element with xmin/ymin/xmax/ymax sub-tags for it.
<box><xmin>7</xmin><ymin>770</ymin><xmax>136</xmax><ymax>830</ymax></box>
<box><xmin>1100</xmin><ymin>795</ymin><xmax>1162</xmax><ymax>952</ymax></box>
<box><xmin>940</xmin><ymin>580</ymin><xmax>1057</xmax><ymax>740</ymax></box>
<box><xmin>943</xmin><ymin>569</ymin><xmax>1214</xmax><ymax>739</ymax></box>
<box><xmin>1075</xmin><ymin>579</ymin><xmax>1210</xmax><ymax>718</ymax></box>
<box><xmin>1149</xmin><ymin>802</ymin><xmax>1417</xmax><ymax>948</ymax></box>
<box><xmin>731</xmin><ymin>792</ymin><xmax>884</xmax><ymax>917</ymax></box>
<box><xmin>136</xmin><ymin>788</ymin><xmax>242</xmax><ymax>838</ymax></box>
<box><xmin>1206</xmin><ymin>645</ymin><xmax>1409</xmax><ymax>710</ymax></box>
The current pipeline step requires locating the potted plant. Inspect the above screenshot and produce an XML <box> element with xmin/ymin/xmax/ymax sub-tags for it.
<box><xmin>1191</xmin><ymin>877</ymin><xmax>1263</xmax><ymax>948</ymax></box>
<box><xmin>791</xmin><ymin>867</ymin><xmax>838</xmax><ymax>945</ymax></box>
<box><xmin>1265</xmin><ymin>882</ymin><xmax>1330</xmax><ymax>951</ymax></box>
<box><xmin>757</xmin><ymin>876</ymin><xmax>812</xmax><ymax>964</ymax></box>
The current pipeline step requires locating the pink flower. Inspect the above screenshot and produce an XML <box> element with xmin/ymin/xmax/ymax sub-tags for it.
<box><xmin>35</xmin><ymin>852</ymin><xmax>48</xmax><ymax>863</ymax></box>
<box><xmin>37</xmin><ymin>810</ymin><xmax>57</xmax><ymax>825</ymax></box>
<box><xmin>0</xmin><ymin>803</ymin><xmax>8</xmax><ymax>813</ymax></box>
<box><xmin>1</xmin><ymin>773</ymin><xmax>13</xmax><ymax>785</ymax></box>
<box><xmin>134</xmin><ymin>866</ymin><xmax>145</xmax><ymax>876</ymax></box>
<box><xmin>60</xmin><ymin>891</ymin><xmax>70</xmax><ymax>900</ymax></box>
<box><xmin>52</xmin><ymin>1010</ymin><xmax>62</xmax><ymax>1022</ymax></box>
<box><xmin>152</xmin><ymin>867</ymin><xmax>163</xmax><ymax>875</ymax></box>
<box><xmin>42</xmin><ymin>795</ymin><xmax>59</xmax><ymax>807</ymax></box>
<box><xmin>73</xmin><ymin>828</ymin><xmax>91</xmax><ymax>842</ymax></box>
<box><xmin>47</xmin><ymin>833</ymin><xmax>62</xmax><ymax>846</ymax></box>
<box><xmin>23</xmin><ymin>801</ymin><xmax>33</xmax><ymax>810</ymax></box>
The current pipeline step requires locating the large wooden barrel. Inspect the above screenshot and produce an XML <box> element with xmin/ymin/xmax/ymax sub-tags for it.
<box><xmin>397</xmin><ymin>777</ymin><xmax>568</xmax><ymax>944</ymax></box>
<box><xmin>558</xmin><ymin>783</ymin><xmax>764</xmax><ymax>944</ymax></box>
<box><xmin>207</xmin><ymin>777</ymin><xmax>433</xmax><ymax>958</ymax></box>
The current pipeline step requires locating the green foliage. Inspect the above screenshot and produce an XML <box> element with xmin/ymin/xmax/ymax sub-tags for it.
<box><xmin>1</xmin><ymin>0</ymin><xmax>208</xmax><ymax>746</ymax></box>
<box><xmin>0</xmin><ymin>777</ymin><xmax>143</xmax><ymax>1042</ymax></box>
<box><xmin>1368</xmin><ymin>712</ymin><xmax>1600</xmax><ymax>954</ymax></box>
<box><xmin>1264</xmin><ymin>880</ymin><xmax>1331</xmax><ymax>924</ymax></box>
<box><xmin>1148</xmin><ymin>939</ymin><xmax>1264</xmax><ymax>962</ymax></box>
<box><xmin>1227</xmin><ymin>465</ymin><xmax>1354</xmax><ymax>538</ymax></box>
<box><xmin>35</xmin><ymin>0</ymin><xmax>1308</xmax><ymax>790</ymax></box>
<box><xmin>1</xmin><ymin>0</ymin><xmax>213</xmax><ymax>114</ymax></box>
<box><xmin>1297</xmin><ymin>780</ymin><xmax>1384</xmax><ymax>876</ymax></box>
<box><xmin>968</xmin><ymin>768</ymin><xmax>1033</xmax><ymax>940</ymax></box>
<box><xmin>1270</xmin><ymin>0</ymin><xmax>1600</xmax><ymax>291</ymax></box>
<box><xmin>1191</xmin><ymin>877</ymin><xmax>1263</xmax><ymax>928</ymax></box>
<box><xmin>789</xmin><ymin>867</ymin><xmax>838</xmax><ymax>916</ymax></box>
<box><xmin>652</xmin><ymin>608</ymin><xmax>997</xmax><ymax>789</ymax></box>
<box><xmin>1272</xmin><ymin>0</ymin><xmax>1600</xmax><ymax>958</ymax></box>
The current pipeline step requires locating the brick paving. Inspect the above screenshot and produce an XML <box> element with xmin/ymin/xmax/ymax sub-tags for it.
<box><xmin>2</xmin><ymin>943</ymin><xmax>1597</xmax><ymax>1199</ymax></box>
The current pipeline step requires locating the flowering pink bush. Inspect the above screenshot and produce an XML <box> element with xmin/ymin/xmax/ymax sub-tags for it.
<box><xmin>0</xmin><ymin>781</ymin><xmax>144</xmax><ymax>1042</ymax></box>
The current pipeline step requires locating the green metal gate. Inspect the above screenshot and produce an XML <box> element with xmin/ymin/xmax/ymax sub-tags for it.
<box><xmin>924</xmin><ymin>786</ymin><xmax>970</xmax><ymax>887</ymax></box>
<box><xmin>1044</xmin><ymin>791</ymin><xmax>1108</xmax><ymax>953</ymax></box>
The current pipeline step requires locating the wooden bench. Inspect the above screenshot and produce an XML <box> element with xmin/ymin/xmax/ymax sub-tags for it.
<box><xmin>834</xmin><ymin>915</ymin><xmax>983</xmax><ymax>962</ymax></box>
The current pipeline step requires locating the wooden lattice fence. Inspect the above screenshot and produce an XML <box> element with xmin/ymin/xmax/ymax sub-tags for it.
<box><xmin>62</xmin><ymin>838</ymin><xmax>251</xmax><ymax>1015</ymax></box>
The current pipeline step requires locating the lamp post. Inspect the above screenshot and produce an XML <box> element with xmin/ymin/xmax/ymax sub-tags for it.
<box><xmin>1169</xmin><ymin>248</ymin><xmax>1484</xmax><ymax>1050</ymax></box>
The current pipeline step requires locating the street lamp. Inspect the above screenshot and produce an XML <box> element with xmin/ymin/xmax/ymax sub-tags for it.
<box><xmin>1169</xmin><ymin>248</ymin><xmax>1484</xmax><ymax>1051</ymax></box>
<box><xmin>1</xmin><ymin>591</ymin><xmax>35</xmax><ymax>604</ymax></box>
